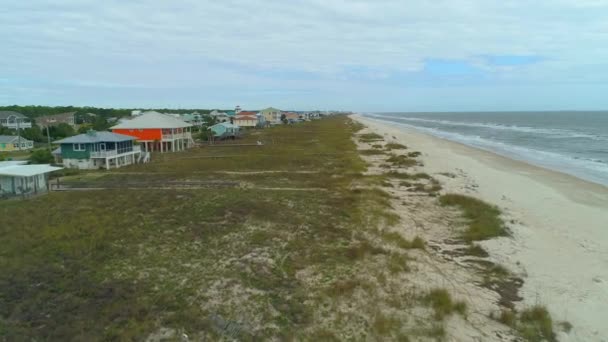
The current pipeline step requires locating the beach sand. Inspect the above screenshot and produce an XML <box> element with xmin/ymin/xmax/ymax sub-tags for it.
<box><xmin>353</xmin><ymin>114</ymin><xmax>608</xmax><ymax>342</ymax></box>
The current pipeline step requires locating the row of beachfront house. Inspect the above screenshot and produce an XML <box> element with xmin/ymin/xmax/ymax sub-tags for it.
<box><xmin>1</xmin><ymin>107</ymin><xmax>320</xmax><ymax>199</ymax></box>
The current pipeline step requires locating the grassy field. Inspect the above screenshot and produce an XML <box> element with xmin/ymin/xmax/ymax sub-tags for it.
<box><xmin>0</xmin><ymin>117</ymin><xmax>448</xmax><ymax>340</ymax></box>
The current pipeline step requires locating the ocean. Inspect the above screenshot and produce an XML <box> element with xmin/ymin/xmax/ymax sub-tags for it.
<box><xmin>363</xmin><ymin>112</ymin><xmax>608</xmax><ymax>187</ymax></box>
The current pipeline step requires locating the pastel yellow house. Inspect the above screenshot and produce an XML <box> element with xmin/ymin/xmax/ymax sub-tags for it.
<box><xmin>0</xmin><ymin>135</ymin><xmax>34</xmax><ymax>152</ymax></box>
<box><xmin>260</xmin><ymin>107</ymin><xmax>282</xmax><ymax>123</ymax></box>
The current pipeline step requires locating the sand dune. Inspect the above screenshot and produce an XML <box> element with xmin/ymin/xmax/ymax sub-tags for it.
<box><xmin>353</xmin><ymin>114</ymin><xmax>608</xmax><ymax>342</ymax></box>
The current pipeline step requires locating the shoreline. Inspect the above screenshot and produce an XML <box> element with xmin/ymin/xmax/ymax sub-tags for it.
<box><xmin>364</xmin><ymin>115</ymin><xmax>608</xmax><ymax>191</ymax></box>
<box><xmin>352</xmin><ymin>114</ymin><xmax>608</xmax><ymax>341</ymax></box>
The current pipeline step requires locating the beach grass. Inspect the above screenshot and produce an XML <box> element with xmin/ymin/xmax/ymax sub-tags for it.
<box><xmin>494</xmin><ymin>306</ymin><xmax>556</xmax><ymax>342</ymax></box>
<box><xmin>0</xmin><ymin>116</ymin><xmax>447</xmax><ymax>340</ymax></box>
<box><xmin>439</xmin><ymin>194</ymin><xmax>508</xmax><ymax>241</ymax></box>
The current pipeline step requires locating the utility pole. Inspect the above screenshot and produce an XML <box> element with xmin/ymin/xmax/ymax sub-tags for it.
<box><xmin>46</xmin><ymin>125</ymin><xmax>51</xmax><ymax>150</ymax></box>
<box><xmin>16</xmin><ymin>119</ymin><xmax>21</xmax><ymax>151</ymax></box>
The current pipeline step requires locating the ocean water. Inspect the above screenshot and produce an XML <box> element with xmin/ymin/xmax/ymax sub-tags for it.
<box><xmin>363</xmin><ymin>112</ymin><xmax>608</xmax><ymax>187</ymax></box>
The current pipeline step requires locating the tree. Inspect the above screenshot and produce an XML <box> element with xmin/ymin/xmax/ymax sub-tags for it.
<box><xmin>280</xmin><ymin>114</ymin><xmax>287</xmax><ymax>124</ymax></box>
<box><xmin>92</xmin><ymin>116</ymin><xmax>110</xmax><ymax>131</ymax></box>
<box><xmin>49</xmin><ymin>123</ymin><xmax>75</xmax><ymax>139</ymax></box>
<box><xmin>29</xmin><ymin>149</ymin><xmax>54</xmax><ymax>164</ymax></box>
<box><xmin>20</xmin><ymin>125</ymin><xmax>44</xmax><ymax>142</ymax></box>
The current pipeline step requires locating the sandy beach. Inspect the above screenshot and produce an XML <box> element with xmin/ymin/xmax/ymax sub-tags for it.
<box><xmin>353</xmin><ymin>114</ymin><xmax>608</xmax><ymax>342</ymax></box>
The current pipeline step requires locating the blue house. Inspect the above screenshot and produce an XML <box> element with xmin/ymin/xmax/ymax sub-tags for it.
<box><xmin>54</xmin><ymin>130</ymin><xmax>148</xmax><ymax>170</ymax></box>
<box><xmin>208</xmin><ymin>122</ymin><xmax>240</xmax><ymax>140</ymax></box>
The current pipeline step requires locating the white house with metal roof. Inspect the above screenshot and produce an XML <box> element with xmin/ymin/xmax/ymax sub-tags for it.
<box><xmin>110</xmin><ymin>111</ymin><xmax>195</xmax><ymax>153</ymax></box>
<box><xmin>54</xmin><ymin>130</ymin><xmax>148</xmax><ymax>170</ymax></box>
<box><xmin>0</xmin><ymin>161</ymin><xmax>62</xmax><ymax>199</ymax></box>
<box><xmin>0</xmin><ymin>111</ymin><xmax>32</xmax><ymax>129</ymax></box>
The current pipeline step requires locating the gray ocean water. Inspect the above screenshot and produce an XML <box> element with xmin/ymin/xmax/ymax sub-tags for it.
<box><xmin>364</xmin><ymin>112</ymin><xmax>608</xmax><ymax>187</ymax></box>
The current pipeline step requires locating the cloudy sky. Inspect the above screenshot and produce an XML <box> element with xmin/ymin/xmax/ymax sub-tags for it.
<box><xmin>1</xmin><ymin>0</ymin><xmax>608</xmax><ymax>111</ymax></box>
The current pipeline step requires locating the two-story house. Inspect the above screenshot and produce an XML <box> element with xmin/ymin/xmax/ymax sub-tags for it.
<box><xmin>54</xmin><ymin>131</ymin><xmax>145</xmax><ymax>170</ymax></box>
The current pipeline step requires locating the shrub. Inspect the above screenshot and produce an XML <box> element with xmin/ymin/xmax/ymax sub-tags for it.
<box><xmin>29</xmin><ymin>149</ymin><xmax>54</xmax><ymax>164</ymax></box>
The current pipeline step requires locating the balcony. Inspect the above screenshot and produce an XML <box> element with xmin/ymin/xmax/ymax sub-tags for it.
<box><xmin>2</xmin><ymin>121</ymin><xmax>32</xmax><ymax>129</ymax></box>
<box><xmin>90</xmin><ymin>145</ymin><xmax>141</xmax><ymax>158</ymax></box>
<box><xmin>162</xmin><ymin>132</ymin><xmax>192</xmax><ymax>140</ymax></box>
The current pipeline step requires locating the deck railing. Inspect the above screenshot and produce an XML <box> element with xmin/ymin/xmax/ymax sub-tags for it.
<box><xmin>90</xmin><ymin>145</ymin><xmax>141</xmax><ymax>158</ymax></box>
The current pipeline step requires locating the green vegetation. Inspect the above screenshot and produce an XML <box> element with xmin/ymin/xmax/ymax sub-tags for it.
<box><xmin>385</xmin><ymin>143</ymin><xmax>407</xmax><ymax>150</ymax></box>
<box><xmin>424</xmin><ymin>289</ymin><xmax>467</xmax><ymax>319</ymax></box>
<box><xmin>359</xmin><ymin>149</ymin><xmax>386</xmax><ymax>156</ymax></box>
<box><xmin>386</xmin><ymin>154</ymin><xmax>417</xmax><ymax>168</ymax></box>
<box><xmin>494</xmin><ymin>307</ymin><xmax>556</xmax><ymax>342</ymax></box>
<box><xmin>358</xmin><ymin>132</ymin><xmax>384</xmax><ymax>142</ymax></box>
<box><xmin>439</xmin><ymin>194</ymin><xmax>508</xmax><ymax>241</ymax></box>
<box><xmin>29</xmin><ymin>149</ymin><xmax>54</xmax><ymax>164</ymax></box>
<box><xmin>0</xmin><ymin>117</ymin><xmax>443</xmax><ymax>340</ymax></box>
<box><xmin>381</xmin><ymin>231</ymin><xmax>425</xmax><ymax>250</ymax></box>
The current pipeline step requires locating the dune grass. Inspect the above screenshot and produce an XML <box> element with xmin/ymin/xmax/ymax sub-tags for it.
<box><xmin>495</xmin><ymin>306</ymin><xmax>556</xmax><ymax>342</ymax></box>
<box><xmin>385</xmin><ymin>143</ymin><xmax>407</xmax><ymax>150</ymax></box>
<box><xmin>386</xmin><ymin>154</ymin><xmax>418</xmax><ymax>168</ymax></box>
<box><xmin>424</xmin><ymin>289</ymin><xmax>467</xmax><ymax>319</ymax></box>
<box><xmin>0</xmin><ymin>117</ymin><xmax>442</xmax><ymax>340</ymax></box>
<box><xmin>439</xmin><ymin>194</ymin><xmax>508</xmax><ymax>241</ymax></box>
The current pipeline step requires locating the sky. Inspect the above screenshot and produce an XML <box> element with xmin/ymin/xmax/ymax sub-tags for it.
<box><xmin>1</xmin><ymin>0</ymin><xmax>608</xmax><ymax>111</ymax></box>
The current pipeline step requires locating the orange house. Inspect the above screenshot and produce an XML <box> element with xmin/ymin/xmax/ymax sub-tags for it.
<box><xmin>111</xmin><ymin>112</ymin><xmax>194</xmax><ymax>153</ymax></box>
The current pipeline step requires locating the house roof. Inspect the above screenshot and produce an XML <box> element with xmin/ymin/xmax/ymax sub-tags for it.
<box><xmin>261</xmin><ymin>107</ymin><xmax>281</xmax><ymax>112</ymax></box>
<box><xmin>55</xmin><ymin>131</ymin><xmax>135</xmax><ymax>144</ymax></box>
<box><xmin>0</xmin><ymin>135</ymin><xmax>33</xmax><ymax>143</ymax></box>
<box><xmin>238</xmin><ymin>111</ymin><xmax>258</xmax><ymax>116</ymax></box>
<box><xmin>0</xmin><ymin>111</ymin><xmax>28</xmax><ymax>120</ymax></box>
<box><xmin>36</xmin><ymin>112</ymin><xmax>75</xmax><ymax>124</ymax></box>
<box><xmin>0</xmin><ymin>135</ymin><xmax>19</xmax><ymax>143</ymax></box>
<box><xmin>209</xmin><ymin>122</ymin><xmax>239</xmax><ymax>129</ymax></box>
<box><xmin>234</xmin><ymin>115</ymin><xmax>257</xmax><ymax>120</ymax></box>
<box><xmin>110</xmin><ymin>111</ymin><xmax>192</xmax><ymax>129</ymax></box>
<box><xmin>0</xmin><ymin>163</ymin><xmax>62</xmax><ymax>177</ymax></box>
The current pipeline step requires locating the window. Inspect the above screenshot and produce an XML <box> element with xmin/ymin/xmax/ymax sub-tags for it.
<box><xmin>73</xmin><ymin>143</ymin><xmax>85</xmax><ymax>151</ymax></box>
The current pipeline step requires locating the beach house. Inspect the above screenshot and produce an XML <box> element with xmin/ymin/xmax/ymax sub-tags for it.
<box><xmin>0</xmin><ymin>135</ymin><xmax>34</xmax><ymax>152</ymax></box>
<box><xmin>233</xmin><ymin>111</ymin><xmax>259</xmax><ymax>128</ymax></box>
<box><xmin>260</xmin><ymin>107</ymin><xmax>282</xmax><ymax>123</ymax></box>
<box><xmin>208</xmin><ymin>122</ymin><xmax>240</xmax><ymax>139</ymax></box>
<box><xmin>0</xmin><ymin>111</ymin><xmax>32</xmax><ymax>129</ymax></box>
<box><xmin>110</xmin><ymin>111</ymin><xmax>194</xmax><ymax>153</ymax></box>
<box><xmin>54</xmin><ymin>131</ymin><xmax>146</xmax><ymax>170</ymax></box>
<box><xmin>36</xmin><ymin>112</ymin><xmax>76</xmax><ymax>128</ymax></box>
<box><xmin>0</xmin><ymin>161</ymin><xmax>62</xmax><ymax>198</ymax></box>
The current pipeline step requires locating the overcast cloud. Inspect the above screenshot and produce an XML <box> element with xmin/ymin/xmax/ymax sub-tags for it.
<box><xmin>1</xmin><ymin>0</ymin><xmax>608</xmax><ymax>111</ymax></box>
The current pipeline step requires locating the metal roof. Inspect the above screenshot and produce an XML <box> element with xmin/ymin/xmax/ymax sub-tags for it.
<box><xmin>0</xmin><ymin>135</ymin><xmax>19</xmax><ymax>143</ymax></box>
<box><xmin>55</xmin><ymin>131</ymin><xmax>135</xmax><ymax>144</ymax></box>
<box><xmin>0</xmin><ymin>163</ymin><xmax>62</xmax><ymax>177</ymax></box>
<box><xmin>209</xmin><ymin>122</ymin><xmax>240</xmax><ymax>129</ymax></box>
<box><xmin>0</xmin><ymin>111</ymin><xmax>28</xmax><ymax>120</ymax></box>
<box><xmin>110</xmin><ymin>111</ymin><xmax>192</xmax><ymax>129</ymax></box>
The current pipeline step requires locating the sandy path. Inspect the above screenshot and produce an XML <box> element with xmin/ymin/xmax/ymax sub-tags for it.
<box><xmin>353</xmin><ymin>114</ymin><xmax>608</xmax><ymax>342</ymax></box>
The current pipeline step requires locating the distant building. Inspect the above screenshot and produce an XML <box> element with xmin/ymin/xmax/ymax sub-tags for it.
<box><xmin>110</xmin><ymin>111</ymin><xmax>194</xmax><ymax>153</ymax></box>
<box><xmin>0</xmin><ymin>161</ymin><xmax>62</xmax><ymax>198</ymax></box>
<box><xmin>131</xmin><ymin>110</ymin><xmax>143</xmax><ymax>116</ymax></box>
<box><xmin>260</xmin><ymin>107</ymin><xmax>282</xmax><ymax>123</ymax></box>
<box><xmin>210</xmin><ymin>110</ymin><xmax>230</xmax><ymax>123</ymax></box>
<box><xmin>0</xmin><ymin>135</ymin><xmax>34</xmax><ymax>152</ymax></box>
<box><xmin>0</xmin><ymin>111</ymin><xmax>32</xmax><ymax>129</ymax></box>
<box><xmin>36</xmin><ymin>112</ymin><xmax>76</xmax><ymax>127</ymax></box>
<box><xmin>54</xmin><ymin>131</ymin><xmax>146</xmax><ymax>170</ymax></box>
<box><xmin>233</xmin><ymin>114</ymin><xmax>258</xmax><ymax>128</ymax></box>
<box><xmin>208</xmin><ymin>122</ymin><xmax>240</xmax><ymax>139</ymax></box>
